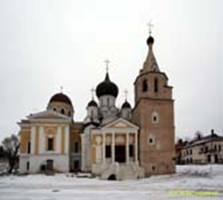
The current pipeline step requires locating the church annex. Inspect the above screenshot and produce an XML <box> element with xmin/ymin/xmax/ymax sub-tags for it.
<box><xmin>18</xmin><ymin>33</ymin><xmax>175</xmax><ymax>180</ymax></box>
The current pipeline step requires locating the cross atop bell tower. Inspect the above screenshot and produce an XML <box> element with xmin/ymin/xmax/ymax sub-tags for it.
<box><xmin>142</xmin><ymin>22</ymin><xmax>160</xmax><ymax>73</ymax></box>
<box><xmin>147</xmin><ymin>21</ymin><xmax>154</xmax><ymax>36</ymax></box>
<box><xmin>104</xmin><ymin>59</ymin><xmax>110</xmax><ymax>73</ymax></box>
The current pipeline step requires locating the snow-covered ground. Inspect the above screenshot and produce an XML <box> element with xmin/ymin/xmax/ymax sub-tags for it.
<box><xmin>0</xmin><ymin>165</ymin><xmax>223</xmax><ymax>200</ymax></box>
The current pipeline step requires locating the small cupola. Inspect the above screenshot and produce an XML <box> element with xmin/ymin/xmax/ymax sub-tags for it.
<box><xmin>84</xmin><ymin>89</ymin><xmax>99</xmax><ymax>125</ymax></box>
<box><xmin>121</xmin><ymin>101</ymin><xmax>131</xmax><ymax>109</ymax></box>
<box><xmin>87</xmin><ymin>100</ymin><xmax>98</xmax><ymax>107</ymax></box>
<box><xmin>121</xmin><ymin>91</ymin><xmax>132</xmax><ymax>120</ymax></box>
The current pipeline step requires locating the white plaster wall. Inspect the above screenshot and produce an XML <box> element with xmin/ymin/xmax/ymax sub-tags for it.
<box><xmin>29</xmin><ymin>154</ymin><xmax>69</xmax><ymax>173</ymax></box>
<box><xmin>81</xmin><ymin>126</ymin><xmax>93</xmax><ymax>172</ymax></box>
<box><xmin>19</xmin><ymin>156</ymin><xmax>30</xmax><ymax>173</ymax></box>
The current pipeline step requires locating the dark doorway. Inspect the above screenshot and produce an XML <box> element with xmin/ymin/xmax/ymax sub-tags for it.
<box><xmin>46</xmin><ymin>159</ymin><xmax>54</xmax><ymax>171</ymax></box>
<box><xmin>207</xmin><ymin>155</ymin><xmax>211</xmax><ymax>163</ymax></box>
<box><xmin>215</xmin><ymin>155</ymin><xmax>218</xmax><ymax>163</ymax></box>
<box><xmin>115</xmin><ymin>145</ymin><xmax>126</xmax><ymax>163</ymax></box>
<box><xmin>108</xmin><ymin>174</ymin><xmax>117</xmax><ymax>180</ymax></box>
<box><xmin>74</xmin><ymin>160</ymin><xmax>79</xmax><ymax>171</ymax></box>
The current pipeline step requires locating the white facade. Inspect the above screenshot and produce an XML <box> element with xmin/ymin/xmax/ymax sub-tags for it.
<box><xmin>19</xmin><ymin>110</ymin><xmax>72</xmax><ymax>173</ymax></box>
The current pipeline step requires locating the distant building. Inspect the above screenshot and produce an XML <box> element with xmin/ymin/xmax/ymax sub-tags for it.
<box><xmin>177</xmin><ymin>130</ymin><xmax>223</xmax><ymax>164</ymax></box>
<box><xmin>18</xmin><ymin>33</ymin><xmax>175</xmax><ymax>180</ymax></box>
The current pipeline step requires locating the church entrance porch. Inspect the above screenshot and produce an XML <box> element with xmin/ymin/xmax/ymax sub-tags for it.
<box><xmin>90</xmin><ymin>118</ymin><xmax>143</xmax><ymax>180</ymax></box>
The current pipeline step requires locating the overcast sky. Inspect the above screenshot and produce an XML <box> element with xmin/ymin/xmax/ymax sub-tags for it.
<box><xmin>0</xmin><ymin>0</ymin><xmax>222</xmax><ymax>142</ymax></box>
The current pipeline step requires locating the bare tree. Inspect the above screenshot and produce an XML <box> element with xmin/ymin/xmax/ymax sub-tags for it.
<box><xmin>2</xmin><ymin>134</ymin><xmax>20</xmax><ymax>174</ymax></box>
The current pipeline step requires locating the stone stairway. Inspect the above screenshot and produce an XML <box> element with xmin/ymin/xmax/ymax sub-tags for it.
<box><xmin>101</xmin><ymin>162</ymin><xmax>144</xmax><ymax>180</ymax></box>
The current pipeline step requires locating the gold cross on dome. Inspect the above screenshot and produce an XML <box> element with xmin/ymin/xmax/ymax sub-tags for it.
<box><xmin>147</xmin><ymin>21</ymin><xmax>154</xmax><ymax>36</ymax></box>
<box><xmin>104</xmin><ymin>59</ymin><xmax>110</xmax><ymax>73</ymax></box>
<box><xmin>60</xmin><ymin>86</ymin><xmax>63</xmax><ymax>93</ymax></box>
<box><xmin>124</xmin><ymin>90</ymin><xmax>128</xmax><ymax>101</ymax></box>
<box><xmin>91</xmin><ymin>88</ymin><xmax>95</xmax><ymax>100</ymax></box>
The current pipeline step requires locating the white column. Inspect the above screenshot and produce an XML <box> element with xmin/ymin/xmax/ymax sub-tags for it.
<box><xmin>56</xmin><ymin>126</ymin><xmax>62</xmax><ymax>153</ymax></box>
<box><xmin>112</xmin><ymin>132</ymin><xmax>115</xmax><ymax>163</ymax></box>
<box><xmin>31</xmin><ymin>126</ymin><xmax>36</xmax><ymax>154</ymax></box>
<box><xmin>102</xmin><ymin>133</ymin><xmax>106</xmax><ymax>164</ymax></box>
<box><xmin>80</xmin><ymin>134</ymin><xmax>85</xmax><ymax>170</ymax></box>
<box><xmin>39</xmin><ymin>126</ymin><xmax>45</xmax><ymax>154</ymax></box>
<box><xmin>126</xmin><ymin>133</ymin><xmax>129</xmax><ymax>164</ymax></box>
<box><xmin>64</xmin><ymin>126</ymin><xmax>69</xmax><ymax>154</ymax></box>
<box><xmin>135</xmin><ymin>132</ymin><xmax>138</xmax><ymax>163</ymax></box>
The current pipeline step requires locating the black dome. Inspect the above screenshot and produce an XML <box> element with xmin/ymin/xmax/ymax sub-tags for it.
<box><xmin>49</xmin><ymin>93</ymin><xmax>72</xmax><ymax>105</ymax></box>
<box><xmin>147</xmin><ymin>36</ymin><xmax>154</xmax><ymax>45</ymax></box>
<box><xmin>87</xmin><ymin>100</ymin><xmax>98</xmax><ymax>107</ymax></box>
<box><xmin>96</xmin><ymin>73</ymin><xmax>119</xmax><ymax>98</ymax></box>
<box><xmin>121</xmin><ymin>101</ymin><xmax>131</xmax><ymax>109</ymax></box>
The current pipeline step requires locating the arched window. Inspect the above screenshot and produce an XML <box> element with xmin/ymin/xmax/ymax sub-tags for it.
<box><xmin>142</xmin><ymin>79</ymin><xmax>148</xmax><ymax>92</ymax></box>
<box><xmin>154</xmin><ymin>78</ymin><xmax>159</xmax><ymax>93</ymax></box>
<box><xmin>107</xmin><ymin>97</ymin><xmax>110</xmax><ymax>106</ymax></box>
<box><xmin>61</xmin><ymin>109</ymin><xmax>65</xmax><ymax>114</ymax></box>
<box><xmin>151</xmin><ymin>112</ymin><xmax>159</xmax><ymax>124</ymax></box>
<box><xmin>53</xmin><ymin>108</ymin><xmax>57</xmax><ymax>111</ymax></box>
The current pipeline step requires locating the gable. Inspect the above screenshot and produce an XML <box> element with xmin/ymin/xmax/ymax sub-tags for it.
<box><xmin>103</xmin><ymin>118</ymin><xmax>139</xmax><ymax>129</ymax></box>
<box><xmin>27</xmin><ymin>110</ymin><xmax>71</xmax><ymax>121</ymax></box>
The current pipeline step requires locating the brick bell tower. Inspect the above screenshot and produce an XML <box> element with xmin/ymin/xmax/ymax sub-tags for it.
<box><xmin>133</xmin><ymin>33</ymin><xmax>175</xmax><ymax>176</ymax></box>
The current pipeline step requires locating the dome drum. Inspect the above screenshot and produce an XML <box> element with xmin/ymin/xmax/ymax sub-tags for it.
<box><xmin>48</xmin><ymin>92</ymin><xmax>74</xmax><ymax>117</ymax></box>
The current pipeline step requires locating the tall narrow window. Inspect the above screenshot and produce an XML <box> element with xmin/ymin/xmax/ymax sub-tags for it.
<box><xmin>142</xmin><ymin>80</ymin><xmax>148</xmax><ymax>92</ymax></box>
<box><xmin>151</xmin><ymin>112</ymin><xmax>159</xmax><ymax>124</ymax></box>
<box><xmin>27</xmin><ymin>141</ymin><xmax>31</xmax><ymax>154</ymax></box>
<box><xmin>106</xmin><ymin>145</ymin><xmax>111</xmax><ymax>158</ymax></box>
<box><xmin>90</xmin><ymin>110</ymin><xmax>94</xmax><ymax>117</ymax></box>
<box><xmin>154</xmin><ymin>78</ymin><xmax>159</xmax><ymax>93</ymax></box>
<box><xmin>107</xmin><ymin>98</ymin><xmax>110</xmax><ymax>106</ymax></box>
<box><xmin>47</xmin><ymin>138</ymin><xmax>54</xmax><ymax>151</ymax></box>
<box><xmin>129</xmin><ymin>145</ymin><xmax>134</xmax><ymax>157</ymax></box>
<box><xmin>61</xmin><ymin>109</ymin><xmax>65</xmax><ymax>114</ymax></box>
<box><xmin>26</xmin><ymin>161</ymin><xmax>30</xmax><ymax>171</ymax></box>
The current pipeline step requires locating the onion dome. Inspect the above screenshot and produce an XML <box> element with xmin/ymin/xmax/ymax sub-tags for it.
<box><xmin>49</xmin><ymin>92</ymin><xmax>72</xmax><ymax>105</ymax></box>
<box><xmin>96</xmin><ymin>73</ymin><xmax>119</xmax><ymax>98</ymax></box>
<box><xmin>87</xmin><ymin>100</ymin><xmax>98</xmax><ymax>107</ymax></box>
<box><xmin>121</xmin><ymin>101</ymin><xmax>131</xmax><ymax>109</ymax></box>
<box><xmin>147</xmin><ymin>36</ymin><xmax>154</xmax><ymax>46</ymax></box>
